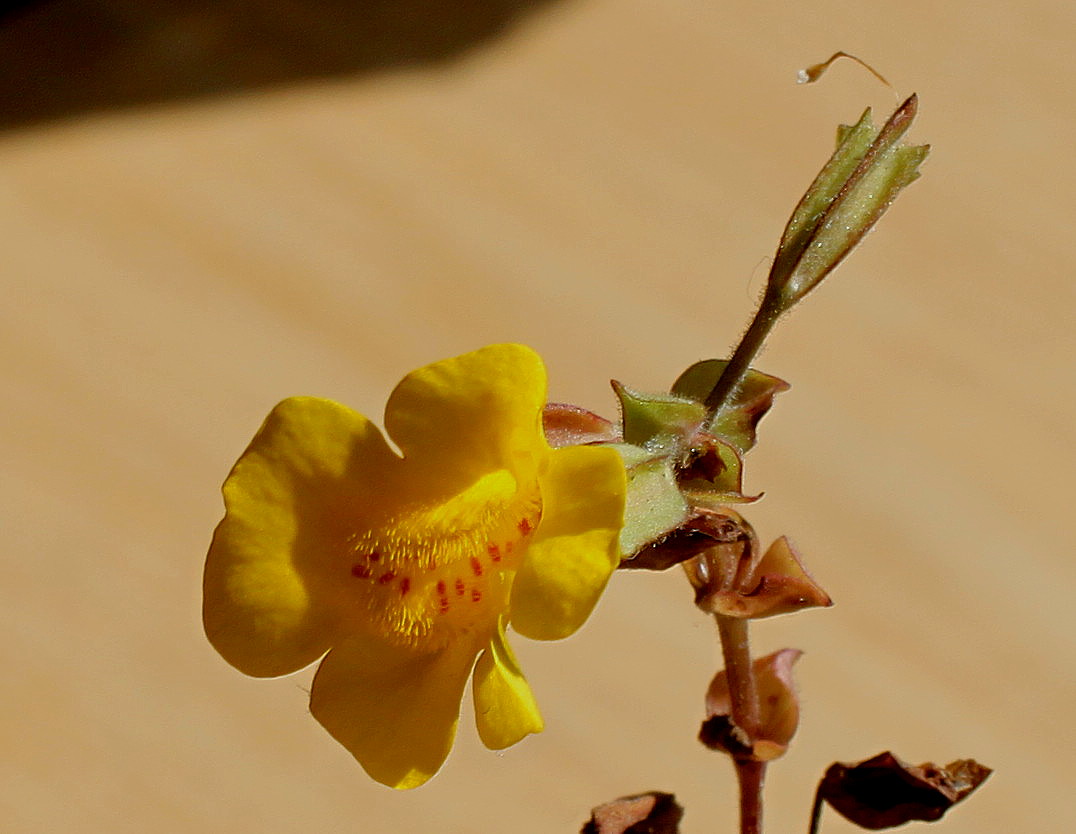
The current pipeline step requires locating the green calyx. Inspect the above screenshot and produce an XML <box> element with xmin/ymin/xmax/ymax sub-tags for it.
<box><xmin>610</xmin><ymin>368</ymin><xmax>787</xmax><ymax>560</ymax></box>
<box><xmin>769</xmin><ymin>94</ymin><xmax>929</xmax><ymax>310</ymax></box>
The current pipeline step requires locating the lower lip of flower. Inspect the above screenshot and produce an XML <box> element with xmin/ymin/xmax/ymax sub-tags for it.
<box><xmin>344</xmin><ymin>473</ymin><xmax>542</xmax><ymax>650</ymax></box>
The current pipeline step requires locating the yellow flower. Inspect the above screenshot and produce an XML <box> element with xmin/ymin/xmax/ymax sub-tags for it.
<box><xmin>203</xmin><ymin>344</ymin><xmax>626</xmax><ymax>789</ymax></box>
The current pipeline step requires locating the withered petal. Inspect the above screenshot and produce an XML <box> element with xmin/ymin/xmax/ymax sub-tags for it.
<box><xmin>543</xmin><ymin>402</ymin><xmax>620</xmax><ymax>448</ymax></box>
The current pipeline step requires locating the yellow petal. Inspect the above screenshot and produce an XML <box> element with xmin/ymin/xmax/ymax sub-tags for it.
<box><xmin>384</xmin><ymin>344</ymin><xmax>548</xmax><ymax>485</ymax></box>
<box><xmin>472</xmin><ymin>623</ymin><xmax>543</xmax><ymax>750</ymax></box>
<box><xmin>309</xmin><ymin>633</ymin><xmax>480</xmax><ymax>790</ymax></box>
<box><xmin>510</xmin><ymin>445</ymin><xmax>626</xmax><ymax>641</ymax></box>
<box><xmin>203</xmin><ymin>396</ymin><xmax>398</xmax><ymax>677</ymax></box>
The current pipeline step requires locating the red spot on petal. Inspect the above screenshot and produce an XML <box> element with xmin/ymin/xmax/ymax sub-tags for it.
<box><xmin>437</xmin><ymin>580</ymin><xmax>449</xmax><ymax>612</ymax></box>
<box><xmin>518</xmin><ymin>518</ymin><xmax>532</xmax><ymax>535</ymax></box>
<box><xmin>488</xmin><ymin>543</ymin><xmax>501</xmax><ymax>562</ymax></box>
<box><xmin>377</xmin><ymin>571</ymin><xmax>396</xmax><ymax>585</ymax></box>
<box><xmin>470</xmin><ymin>556</ymin><xmax>483</xmax><ymax>576</ymax></box>
<box><xmin>399</xmin><ymin>577</ymin><xmax>411</xmax><ymax>596</ymax></box>
<box><xmin>367</xmin><ymin>551</ymin><xmax>381</xmax><ymax>562</ymax></box>
<box><xmin>350</xmin><ymin>564</ymin><xmax>371</xmax><ymax>579</ymax></box>
<box><xmin>471</xmin><ymin>588</ymin><xmax>482</xmax><ymax>603</ymax></box>
<box><xmin>454</xmin><ymin>578</ymin><xmax>466</xmax><ymax>597</ymax></box>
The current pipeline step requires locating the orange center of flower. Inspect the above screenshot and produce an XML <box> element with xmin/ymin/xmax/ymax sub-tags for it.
<box><xmin>344</xmin><ymin>470</ymin><xmax>541</xmax><ymax>650</ymax></box>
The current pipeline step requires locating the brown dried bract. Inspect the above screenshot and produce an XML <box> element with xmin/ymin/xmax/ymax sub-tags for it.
<box><xmin>700</xmin><ymin>649</ymin><xmax>802</xmax><ymax>762</ymax></box>
<box><xmin>715</xmin><ymin>536</ymin><xmax>832</xmax><ymax>619</ymax></box>
<box><xmin>581</xmin><ymin>792</ymin><xmax>684</xmax><ymax>834</ymax></box>
<box><xmin>684</xmin><ymin>517</ymin><xmax>832</xmax><ymax>619</ymax></box>
<box><xmin>818</xmin><ymin>751</ymin><xmax>992</xmax><ymax>829</ymax></box>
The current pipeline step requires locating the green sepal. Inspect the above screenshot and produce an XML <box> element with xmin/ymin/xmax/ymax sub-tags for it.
<box><xmin>672</xmin><ymin>360</ymin><xmax>790</xmax><ymax>453</ymax></box>
<box><xmin>613</xmin><ymin>381</ymin><xmax>708</xmax><ymax>452</ymax></box>
<box><xmin>610</xmin><ymin>444</ymin><xmax>690</xmax><ymax>557</ymax></box>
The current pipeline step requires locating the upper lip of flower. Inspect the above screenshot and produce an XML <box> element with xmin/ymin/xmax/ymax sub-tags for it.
<box><xmin>203</xmin><ymin>343</ymin><xmax>626</xmax><ymax>789</ymax></box>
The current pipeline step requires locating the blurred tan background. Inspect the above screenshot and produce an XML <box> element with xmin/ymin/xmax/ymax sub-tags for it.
<box><xmin>2</xmin><ymin>1</ymin><xmax>1073</xmax><ymax>832</ymax></box>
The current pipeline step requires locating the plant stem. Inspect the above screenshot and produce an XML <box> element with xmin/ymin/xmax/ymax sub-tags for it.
<box><xmin>715</xmin><ymin>613</ymin><xmax>766</xmax><ymax>834</ymax></box>
<box><xmin>703</xmin><ymin>288</ymin><xmax>785</xmax><ymax>416</ymax></box>
<box><xmin>715</xmin><ymin>615</ymin><xmax>760</xmax><ymax>734</ymax></box>
<box><xmin>807</xmin><ymin>780</ymin><xmax>825</xmax><ymax>834</ymax></box>
<box><xmin>735</xmin><ymin>759</ymin><xmax>766</xmax><ymax>834</ymax></box>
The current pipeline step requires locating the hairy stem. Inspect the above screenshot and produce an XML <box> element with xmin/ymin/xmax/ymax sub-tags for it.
<box><xmin>715</xmin><ymin>615</ymin><xmax>761</xmax><ymax>734</ymax></box>
<box><xmin>703</xmin><ymin>288</ymin><xmax>784</xmax><ymax>416</ymax></box>
<box><xmin>716</xmin><ymin>614</ymin><xmax>766</xmax><ymax>834</ymax></box>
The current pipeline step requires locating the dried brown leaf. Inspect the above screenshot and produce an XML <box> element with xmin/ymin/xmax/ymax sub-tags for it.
<box><xmin>581</xmin><ymin>792</ymin><xmax>684</xmax><ymax>834</ymax></box>
<box><xmin>818</xmin><ymin>751</ymin><xmax>992</xmax><ymax>830</ymax></box>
